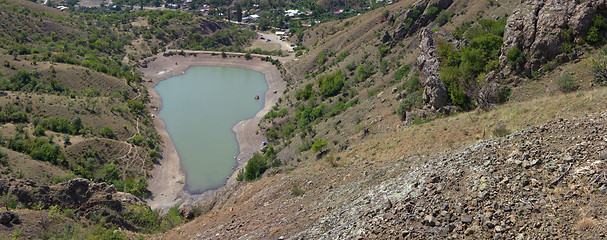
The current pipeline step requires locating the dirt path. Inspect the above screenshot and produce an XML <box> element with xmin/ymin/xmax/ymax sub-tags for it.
<box><xmin>140</xmin><ymin>52</ymin><xmax>286</xmax><ymax>211</ymax></box>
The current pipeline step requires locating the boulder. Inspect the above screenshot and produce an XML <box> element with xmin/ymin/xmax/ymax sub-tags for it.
<box><xmin>0</xmin><ymin>211</ymin><xmax>19</xmax><ymax>225</ymax></box>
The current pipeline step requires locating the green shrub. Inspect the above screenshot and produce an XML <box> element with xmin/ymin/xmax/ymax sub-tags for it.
<box><xmin>396</xmin><ymin>90</ymin><xmax>423</xmax><ymax>120</ymax></box>
<box><xmin>124</xmin><ymin>205</ymin><xmax>159</xmax><ymax>233</ymax></box>
<box><xmin>129</xmin><ymin>135</ymin><xmax>145</xmax><ymax>146</ymax></box>
<box><xmin>355</xmin><ymin>64</ymin><xmax>374</xmax><ymax>82</ymax></box>
<box><xmin>426</xmin><ymin>6</ymin><xmax>439</xmax><ymax>19</ymax></box>
<box><xmin>506</xmin><ymin>46</ymin><xmax>525</xmax><ymax>67</ymax></box>
<box><xmin>311</xmin><ymin>139</ymin><xmax>328</xmax><ymax>152</ymax></box>
<box><xmin>377</xmin><ymin>44</ymin><xmax>389</xmax><ymax>58</ymax></box>
<box><xmin>291</xmin><ymin>184</ymin><xmax>304</xmax><ymax>196</ymax></box>
<box><xmin>394</xmin><ymin>65</ymin><xmax>411</xmax><ymax>82</ymax></box>
<box><xmin>295</xmin><ymin>84</ymin><xmax>314</xmax><ymax>100</ymax></box>
<box><xmin>493</xmin><ymin>123</ymin><xmax>510</xmax><ymax>137</ymax></box>
<box><xmin>587</xmin><ymin>26</ymin><xmax>601</xmax><ymax>44</ymax></box>
<box><xmin>317</xmin><ymin>71</ymin><xmax>345</xmax><ymax>98</ymax></box>
<box><xmin>403</xmin><ymin>70</ymin><xmax>420</xmax><ymax>91</ymax></box>
<box><xmin>243</xmin><ymin>153</ymin><xmax>267</xmax><ymax>181</ymax></box>
<box><xmin>590</xmin><ymin>52</ymin><xmax>607</xmax><ymax>84</ymax></box>
<box><xmin>99</xmin><ymin>126</ymin><xmax>116</xmax><ymax>139</ymax></box>
<box><xmin>335</xmin><ymin>51</ymin><xmax>349</xmax><ymax>62</ymax></box>
<box><xmin>317</xmin><ymin>51</ymin><xmax>328</xmax><ymax>65</ymax></box>
<box><xmin>555</xmin><ymin>73</ymin><xmax>577</xmax><ymax>92</ymax></box>
<box><xmin>435</xmin><ymin>11</ymin><xmax>453</xmax><ymax>26</ymax></box>
<box><xmin>0</xmin><ymin>193</ymin><xmax>18</xmax><ymax>210</ymax></box>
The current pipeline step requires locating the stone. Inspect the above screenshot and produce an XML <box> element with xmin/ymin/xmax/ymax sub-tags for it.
<box><xmin>462</xmin><ymin>214</ymin><xmax>473</xmax><ymax>224</ymax></box>
<box><xmin>0</xmin><ymin>211</ymin><xmax>18</xmax><ymax>225</ymax></box>
<box><xmin>422</xmin><ymin>215</ymin><xmax>436</xmax><ymax>227</ymax></box>
<box><xmin>440</xmin><ymin>224</ymin><xmax>455</xmax><ymax>235</ymax></box>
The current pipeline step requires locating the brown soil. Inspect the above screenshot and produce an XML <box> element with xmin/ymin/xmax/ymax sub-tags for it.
<box><xmin>140</xmin><ymin>52</ymin><xmax>286</xmax><ymax>211</ymax></box>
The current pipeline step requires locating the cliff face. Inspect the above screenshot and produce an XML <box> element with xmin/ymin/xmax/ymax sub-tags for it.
<box><xmin>499</xmin><ymin>0</ymin><xmax>607</xmax><ymax>75</ymax></box>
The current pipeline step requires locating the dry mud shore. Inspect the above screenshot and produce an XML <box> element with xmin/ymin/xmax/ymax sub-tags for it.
<box><xmin>140</xmin><ymin>52</ymin><xmax>285</xmax><ymax>210</ymax></box>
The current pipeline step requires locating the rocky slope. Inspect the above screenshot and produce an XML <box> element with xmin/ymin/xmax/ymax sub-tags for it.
<box><xmin>182</xmin><ymin>111</ymin><xmax>607</xmax><ymax>240</ymax></box>
<box><xmin>293</xmin><ymin>113</ymin><xmax>607</xmax><ymax>239</ymax></box>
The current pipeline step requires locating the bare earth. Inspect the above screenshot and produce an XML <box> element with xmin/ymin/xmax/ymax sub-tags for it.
<box><xmin>140</xmin><ymin>52</ymin><xmax>286</xmax><ymax>211</ymax></box>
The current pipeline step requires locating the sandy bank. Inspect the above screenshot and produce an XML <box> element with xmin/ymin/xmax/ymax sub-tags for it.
<box><xmin>140</xmin><ymin>52</ymin><xmax>286</xmax><ymax>211</ymax></box>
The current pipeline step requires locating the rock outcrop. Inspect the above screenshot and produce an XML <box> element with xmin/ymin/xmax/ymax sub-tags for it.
<box><xmin>499</xmin><ymin>0</ymin><xmax>607</xmax><ymax>75</ymax></box>
<box><xmin>417</xmin><ymin>28</ymin><xmax>449</xmax><ymax>110</ymax></box>
<box><xmin>0</xmin><ymin>178</ymin><xmax>145</xmax><ymax>231</ymax></box>
<box><xmin>392</xmin><ymin>0</ymin><xmax>453</xmax><ymax>40</ymax></box>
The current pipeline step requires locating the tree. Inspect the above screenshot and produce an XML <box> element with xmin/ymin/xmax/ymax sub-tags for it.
<box><xmin>103</xmin><ymin>164</ymin><xmax>120</xmax><ymax>182</ymax></box>
<box><xmin>258</xmin><ymin>18</ymin><xmax>271</xmax><ymax>31</ymax></box>
<box><xmin>100</xmin><ymin>126</ymin><xmax>116</xmax><ymax>139</ymax></box>
<box><xmin>236</xmin><ymin>4</ymin><xmax>243</xmax><ymax>22</ymax></box>
<box><xmin>243</xmin><ymin>153</ymin><xmax>267</xmax><ymax>181</ymax></box>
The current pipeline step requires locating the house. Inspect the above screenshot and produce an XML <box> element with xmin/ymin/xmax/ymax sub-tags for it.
<box><xmin>56</xmin><ymin>6</ymin><xmax>69</xmax><ymax>11</ymax></box>
<box><xmin>244</xmin><ymin>14</ymin><xmax>260</xmax><ymax>20</ymax></box>
<box><xmin>275</xmin><ymin>31</ymin><xmax>286</xmax><ymax>36</ymax></box>
<box><xmin>333</xmin><ymin>10</ymin><xmax>343</xmax><ymax>14</ymax></box>
<box><xmin>285</xmin><ymin>9</ymin><xmax>300</xmax><ymax>17</ymax></box>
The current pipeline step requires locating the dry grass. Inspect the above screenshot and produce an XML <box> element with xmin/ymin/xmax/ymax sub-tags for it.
<box><xmin>575</xmin><ymin>218</ymin><xmax>596</xmax><ymax>230</ymax></box>
<box><xmin>248</xmin><ymin>41</ymin><xmax>282</xmax><ymax>52</ymax></box>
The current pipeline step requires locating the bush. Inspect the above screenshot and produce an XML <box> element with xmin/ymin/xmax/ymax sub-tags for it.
<box><xmin>311</xmin><ymin>139</ymin><xmax>328</xmax><ymax>152</ymax></box>
<box><xmin>377</xmin><ymin>44</ymin><xmax>389</xmax><ymax>58</ymax></box>
<box><xmin>394</xmin><ymin>65</ymin><xmax>411</xmax><ymax>82</ymax></box>
<box><xmin>295</xmin><ymin>84</ymin><xmax>314</xmax><ymax>100</ymax></box>
<box><xmin>426</xmin><ymin>6</ymin><xmax>440</xmax><ymax>20</ymax></box>
<box><xmin>129</xmin><ymin>135</ymin><xmax>145</xmax><ymax>146</ymax></box>
<box><xmin>124</xmin><ymin>205</ymin><xmax>159</xmax><ymax>233</ymax></box>
<box><xmin>317</xmin><ymin>71</ymin><xmax>345</xmax><ymax>98</ymax></box>
<box><xmin>436</xmin><ymin>11</ymin><xmax>453</xmax><ymax>26</ymax></box>
<box><xmin>243</xmin><ymin>153</ymin><xmax>267</xmax><ymax>181</ymax></box>
<box><xmin>506</xmin><ymin>46</ymin><xmax>525</xmax><ymax>67</ymax></box>
<box><xmin>589</xmin><ymin>51</ymin><xmax>607</xmax><ymax>84</ymax></box>
<box><xmin>493</xmin><ymin>123</ymin><xmax>510</xmax><ymax>137</ymax></box>
<box><xmin>403</xmin><ymin>70</ymin><xmax>420</xmax><ymax>91</ymax></box>
<box><xmin>396</xmin><ymin>90</ymin><xmax>423</xmax><ymax>120</ymax></box>
<box><xmin>99</xmin><ymin>126</ymin><xmax>116</xmax><ymax>139</ymax></box>
<box><xmin>291</xmin><ymin>184</ymin><xmax>304</xmax><ymax>196</ymax></box>
<box><xmin>317</xmin><ymin>51</ymin><xmax>328</xmax><ymax>65</ymax></box>
<box><xmin>355</xmin><ymin>64</ymin><xmax>374</xmax><ymax>82</ymax></box>
<box><xmin>555</xmin><ymin>73</ymin><xmax>577</xmax><ymax>92</ymax></box>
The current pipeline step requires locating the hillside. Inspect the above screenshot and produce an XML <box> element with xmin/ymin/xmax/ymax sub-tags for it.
<box><xmin>1</xmin><ymin>0</ymin><xmax>607</xmax><ymax>238</ymax></box>
<box><xmin>0</xmin><ymin>0</ymin><xmax>257</xmax><ymax>238</ymax></box>
<box><xmin>159</xmin><ymin>0</ymin><xmax>607</xmax><ymax>239</ymax></box>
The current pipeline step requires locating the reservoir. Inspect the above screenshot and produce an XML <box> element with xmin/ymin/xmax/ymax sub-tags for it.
<box><xmin>155</xmin><ymin>66</ymin><xmax>268</xmax><ymax>193</ymax></box>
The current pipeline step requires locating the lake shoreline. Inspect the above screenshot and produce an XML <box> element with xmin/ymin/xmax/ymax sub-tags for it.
<box><xmin>140</xmin><ymin>52</ymin><xmax>285</xmax><ymax>211</ymax></box>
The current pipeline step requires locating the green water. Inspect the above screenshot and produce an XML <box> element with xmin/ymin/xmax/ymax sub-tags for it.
<box><xmin>155</xmin><ymin>66</ymin><xmax>267</xmax><ymax>193</ymax></box>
